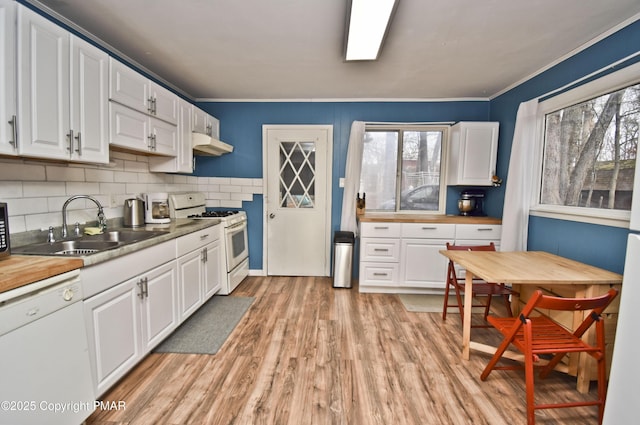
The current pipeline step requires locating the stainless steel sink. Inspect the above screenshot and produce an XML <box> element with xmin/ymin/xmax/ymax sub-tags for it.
<box><xmin>14</xmin><ymin>240</ymin><xmax>121</xmax><ymax>256</ymax></box>
<box><xmin>88</xmin><ymin>229</ymin><xmax>168</xmax><ymax>243</ymax></box>
<box><xmin>13</xmin><ymin>229</ymin><xmax>169</xmax><ymax>256</ymax></box>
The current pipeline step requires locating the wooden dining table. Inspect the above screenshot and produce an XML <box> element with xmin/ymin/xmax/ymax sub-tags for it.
<box><xmin>439</xmin><ymin>250</ymin><xmax>622</xmax><ymax>393</ymax></box>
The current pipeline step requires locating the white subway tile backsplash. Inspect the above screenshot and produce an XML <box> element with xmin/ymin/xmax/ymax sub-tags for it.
<box><xmin>10</xmin><ymin>197</ymin><xmax>49</xmax><ymax>215</ymax></box>
<box><xmin>114</xmin><ymin>171</ymin><xmax>139</xmax><ymax>183</ymax></box>
<box><xmin>124</xmin><ymin>160</ymin><xmax>149</xmax><ymax>173</ymax></box>
<box><xmin>230</xmin><ymin>178</ymin><xmax>251</xmax><ymax>186</ymax></box>
<box><xmin>220</xmin><ymin>200</ymin><xmax>243</xmax><ymax>208</ymax></box>
<box><xmin>231</xmin><ymin>193</ymin><xmax>253</xmax><ymax>202</ymax></box>
<box><xmin>0</xmin><ymin>181</ymin><xmax>23</xmax><ymax>198</ymax></box>
<box><xmin>220</xmin><ymin>185</ymin><xmax>241</xmax><ymax>193</ymax></box>
<box><xmin>85</xmin><ymin>168</ymin><xmax>115</xmax><ymax>182</ymax></box>
<box><xmin>1</xmin><ymin>156</ymin><xmax>260</xmax><ymax>234</ymax></box>
<box><xmin>23</xmin><ymin>181</ymin><xmax>66</xmax><ymax>198</ymax></box>
<box><xmin>209</xmin><ymin>177</ymin><xmax>230</xmax><ymax>185</ymax></box>
<box><xmin>0</xmin><ymin>162</ymin><xmax>46</xmax><ymax>181</ymax></box>
<box><xmin>46</xmin><ymin>165</ymin><xmax>86</xmax><ymax>182</ymax></box>
<box><xmin>66</xmin><ymin>182</ymin><xmax>100</xmax><ymax>195</ymax></box>
<box><xmin>242</xmin><ymin>185</ymin><xmax>263</xmax><ymax>194</ymax></box>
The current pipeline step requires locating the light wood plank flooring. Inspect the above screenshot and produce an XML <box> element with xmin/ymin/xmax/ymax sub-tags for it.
<box><xmin>86</xmin><ymin>276</ymin><xmax>601</xmax><ymax>425</ymax></box>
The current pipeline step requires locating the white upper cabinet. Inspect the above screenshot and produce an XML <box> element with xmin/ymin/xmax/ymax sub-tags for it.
<box><xmin>70</xmin><ymin>36</ymin><xmax>109</xmax><ymax>163</ymax></box>
<box><xmin>192</xmin><ymin>105</ymin><xmax>219</xmax><ymax>137</ymax></box>
<box><xmin>109</xmin><ymin>58</ymin><xmax>177</xmax><ymax>125</ymax></box>
<box><xmin>149</xmin><ymin>99</ymin><xmax>194</xmax><ymax>173</ymax></box>
<box><xmin>0</xmin><ymin>0</ymin><xmax>17</xmax><ymax>156</ymax></box>
<box><xmin>109</xmin><ymin>101</ymin><xmax>177</xmax><ymax>156</ymax></box>
<box><xmin>150</xmin><ymin>82</ymin><xmax>178</xmax><ymax>125</ymax></box>
<box><xmin>447</xmin><ymin>122</ymin><xmax>499</xmax><ymax>186</ymax></box>
<box><xmin>108</xmin><ymin>58</ymin><xmax>178</xmax><ymax>156</ymax></box>
<box><xmin>17</xmin><ymin>6</ymin><xmax>108</xmax><ymax>163</ymax></box>
<box><xmin>17</xmin><ymin>5</ymin><xmax>70</xmax><ymax>160</ymax></box>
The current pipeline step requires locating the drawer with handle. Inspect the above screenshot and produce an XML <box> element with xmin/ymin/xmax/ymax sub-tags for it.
<box><xmin>360</xmin><ymin>263</ymin><xmax>399</xmax><ymax>287</ymax></box>
<box><xmin>360</xmin><ymin>238</ymin><xmax>400</xmax><ymax>262</ymax></box>
<box><xmin>360</xmin><ymin>222</ymin><xmax>401</xmax><ymax>238</ymax></box>
<box><xmin>401</xmin><ymin>223</ymin><xmax>455</xmax><ymax>239</ymax></box>
<box><xmin>455</xmin><ymin>224</ymin><xmax>502</xmax><ymax>240</ymax></box>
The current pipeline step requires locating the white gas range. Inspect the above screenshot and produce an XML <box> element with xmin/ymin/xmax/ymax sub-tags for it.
<box><xmin>169</xmin><ymin>192</ymin><xmax>249</xmax><ymax>295</ymax></box>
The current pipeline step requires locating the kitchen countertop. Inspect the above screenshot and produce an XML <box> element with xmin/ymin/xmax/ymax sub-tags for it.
<box><xmin>358</xmin><ymin>213</ymin><xmax>501</xmax><ymax>224</ymax></box>
<box><xmin>0</xmin><ymin>255</ymin><xmax>84</xmax><ymax>294</ymax></box>
<box><xmin>1</xmin><ymin>218</ymin><xmax>221</xmax><ymax>294</ymax></box>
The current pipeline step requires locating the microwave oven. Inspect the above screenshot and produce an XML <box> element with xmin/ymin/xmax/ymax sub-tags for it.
<box><xmin>0</xmin><ymin>202</ymin><xmax>10</xmax><ymax>259</ymax></box>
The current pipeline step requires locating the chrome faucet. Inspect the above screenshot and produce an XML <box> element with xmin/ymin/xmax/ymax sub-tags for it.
<box><xmin>61</xmin><ymin>195</ymin><xmax>107</xmax><ymax>238</ymax></box>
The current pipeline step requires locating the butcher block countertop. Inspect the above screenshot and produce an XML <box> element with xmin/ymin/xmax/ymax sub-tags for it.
<box><xmin>0</xmin><ymin>255</ymin><xmax>84</xmax><ymax>294</ymax></box>
<box><xmin>359</xmin><ymin>213</ymin><xmax>502</xmax><ymax>224</ymax></box>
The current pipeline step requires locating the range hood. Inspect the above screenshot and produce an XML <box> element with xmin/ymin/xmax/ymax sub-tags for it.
<box><xmin>192</xmin><ymin>132</ymin><xmax>233</xmax><ymax>156</ymax></box>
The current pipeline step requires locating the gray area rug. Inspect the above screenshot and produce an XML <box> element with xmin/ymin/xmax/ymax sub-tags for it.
<box><xmin>398</xmin><ymin>294</ymin><xmax>488</xmax><ymax>313</ymax></box>
<box><xmin>154</xmin><ymin>295</ymin><xmax>254</xmax><ymax>355</ymax></box>
<box><xmin>398</xmin><ymin>294</ymin><xmax>446</xmax><ymax>312</ymax></box>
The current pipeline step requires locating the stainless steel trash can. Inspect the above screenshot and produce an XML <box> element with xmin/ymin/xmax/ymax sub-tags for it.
<box><xmin>333</xmin><ymin>231</ymin><xmax>355</xmax><ymax>288</ymax></box>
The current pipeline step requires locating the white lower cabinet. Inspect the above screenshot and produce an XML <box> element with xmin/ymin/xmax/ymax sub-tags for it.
<box><xmin>359</xmin><ymin>220</ymin><xmax>501</xmax><ymax>293</ymax></box>
<box><xmin>83</xmin><ymin>260</ymin><xmax>177</xmax><ymax>396</ymax></box>
<box><xmin>399</xmin><ymin>223</ymin><xmax>455</xmax><ymax>290</ymax></box>
<box><xmin>176</xmin><ymin>225</ymin><xmax>223</xmax><ymax>320</ymax></box>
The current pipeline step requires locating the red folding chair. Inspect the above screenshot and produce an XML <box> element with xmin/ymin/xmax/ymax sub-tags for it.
<box><xmin>480</xmin><ymin>288</ymin><xmax>618</xmax><ymax>424</ymax></box>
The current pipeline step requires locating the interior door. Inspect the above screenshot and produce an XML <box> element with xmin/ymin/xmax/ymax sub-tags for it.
<box><xmin>264</xmin><ymin>125</ymin><xmax>333</xmax><ymax>276</ymax></box>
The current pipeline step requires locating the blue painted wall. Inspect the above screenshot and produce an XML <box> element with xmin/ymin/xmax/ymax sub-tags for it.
<box><xmin>194</xmin><ymin>101</ymin><xmax>490</xmax><ymax>270</ymax></box>
<box><xmin>196</xmin><ymin>20</ymin><xmax>640</xmax><ymax>275</ymax></box>
<box><xmin>489</xmin><ymin>20</ymin><xmax>640</xmax><ymax>273</ymax></box>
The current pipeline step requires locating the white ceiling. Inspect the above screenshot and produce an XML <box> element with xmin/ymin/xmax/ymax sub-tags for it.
<box><xmin>30</xmin><ymin>0</ymin><xmax>640</xmax><ymax>101</ymax></box>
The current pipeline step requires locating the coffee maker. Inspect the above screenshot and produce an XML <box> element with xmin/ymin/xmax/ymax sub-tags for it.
<box><xmin>457</xmin><ymin>189</ymin><xmax>486</xmax><ymax>216</ymax></box>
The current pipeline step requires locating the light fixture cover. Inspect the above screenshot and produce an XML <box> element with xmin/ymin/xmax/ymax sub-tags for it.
<box><xmin>345</xmin><ymin>0</ymin><xmax>398</xmax><ymax>61</ymax></box>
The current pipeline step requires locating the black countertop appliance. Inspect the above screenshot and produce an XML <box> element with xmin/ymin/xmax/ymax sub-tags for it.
<box><xmin>457</xmin><ymin>189</ymin><xmax>486</xmax><ymax>216</ymax></box>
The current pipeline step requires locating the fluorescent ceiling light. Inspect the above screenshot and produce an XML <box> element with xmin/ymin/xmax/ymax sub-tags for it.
<box><xmin>345</xmin><ymin>0</ymin><xmax>398</xmax><ymax>61</ymax></box>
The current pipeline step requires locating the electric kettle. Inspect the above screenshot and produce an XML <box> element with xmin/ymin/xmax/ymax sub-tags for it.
<box><xmin>123</xmin><ymin>198</ymin><xmax>145</xmax><ymax>227</ymax></box>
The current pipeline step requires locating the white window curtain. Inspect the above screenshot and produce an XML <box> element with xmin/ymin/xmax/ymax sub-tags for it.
<box><xmin>340</xmin><ymin>121</ymin><xmax>366</xmax><ymax>234</ymax></box>
<box><xmin>500</xmin><ymin>99</ymin><xmax>539</xmax><ymax>251</ymax></box>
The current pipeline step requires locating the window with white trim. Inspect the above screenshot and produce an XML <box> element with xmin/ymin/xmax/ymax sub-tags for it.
<box><xmin>533</xmin><ymin>63</ymin><xmax>640</xmax><ymax>226</ymax></box>
<box><xmin>359</xmin><ymin>125</ymin><xmax>447</xmax><ymax>213</ymax></box>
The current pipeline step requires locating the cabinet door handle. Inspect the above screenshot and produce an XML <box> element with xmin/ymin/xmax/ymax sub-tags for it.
<box><xmin>153</xmin><ymin>134</ymin><xmax>157</xmax><ymax>150</ymax></box>
<box><xmin>421</xmin><ymin>226</ymin><xmax>437</xmax><ymax>230</ymax></box>
<box><xmin>477</xmin><ymin>228</ymin><xmax>493</xmax><ymax>231</ymax></box>
<box><xmin>148</xmin><ymin>134</ymin><xmax>154</xmax><ymax>150</ymax></box>
<box><xmin>203</xmin><ymin>247</ymin><xmax>208</xmax><ymax>262</ymax></box>
<box><xmin>74</xmin><ymin>132</ymin><xmax>82</xmax><ymax>156</ymax></box>
<box><xmin>143</xmin><ymin>277</ymin><xmax>149</xmax><ymax>298</ymax></box>
<box><xmin>137</xmin><ymin>279</ymin><xmax>145</xmax><ymax>299</ymax></box>
<box><xmin>374</xmin><ymin>248</ymin><xmax>389</xmax><ymax>252</ymax></box>
<box><xmin>67</xmin><ymin>130</ymin><xmax>74</xmax><ymax>153</ymax></box>
<box><xmin>8</xmin><ymin>115</ymin><xmax>17</xmax><ymax>148</ymax></box>
<box><xmin>373</xmin><ymin>272</ymin><xmax>388</xmax><ymax>276</ymax></box>
<box><xmin>148</xmin><ymin>97</ymin><xmax>154</xmax><ymax>114</ymax></box>
<box><xmin>374</xmin><ymin>226</ymin><xmax>389</xmax><ymax>230</ymax></box>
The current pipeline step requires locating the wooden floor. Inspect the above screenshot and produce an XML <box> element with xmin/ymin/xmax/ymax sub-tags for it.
<box><xmin>86</xmin><ymin>276</ymin><xmax>601</xmax><ymax>425</ymax></box>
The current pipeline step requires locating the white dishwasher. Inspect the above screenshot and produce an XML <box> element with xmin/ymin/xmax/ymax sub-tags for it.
<box><xmin>0</xmin><ymin>269</ymin><xmax>95</xmax><ymax>425</ymax></box>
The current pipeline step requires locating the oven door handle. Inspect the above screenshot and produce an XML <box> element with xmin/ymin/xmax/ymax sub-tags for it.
<box><xmin>226</xmin><ymin>221</ymin><xmax>246</xmax><ymax>231</ymax></box>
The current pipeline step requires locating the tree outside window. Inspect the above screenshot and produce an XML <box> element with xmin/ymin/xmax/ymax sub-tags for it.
<box><xmin>360</xmin><ymin>126</ymin><xmax>446</xmax><ymax>212</ymax></box>
<box><xmin>541</xmin><ymin>83</ymin><xmax>640</xmax><ymax>211</ymax></box>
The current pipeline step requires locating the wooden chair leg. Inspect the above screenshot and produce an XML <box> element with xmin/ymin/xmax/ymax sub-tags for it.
<box><xmin>523</xmin><ymin>320</ymin><xmax>536</xmax><ymax>425</ymax></box>
<box><xmin>483</xmin><ymin>294</ymin><xmax>493</xmax><ymax>320</ymax></box>
<box><xmin>454</xmin><ymin>285</ymin><xmax>465</xmax><ymax>324</ymax></box>
<box><xmin>442</xmin><ymin>283</ymin><xmax>451</xmax><ymax>321</ymax></box>
<box><xmin>502</xmin><ymin>293</ymin><xmax>513</xmax><ymax>317</ymax></box>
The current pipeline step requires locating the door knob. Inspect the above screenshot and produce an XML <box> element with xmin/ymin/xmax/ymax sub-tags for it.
<box><xmin>269</xmin><ymin>213</ymin><xmax>275</xmax><ymax>219</ymax></box>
